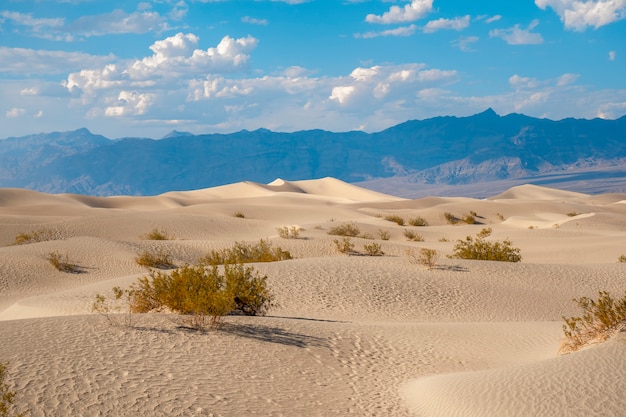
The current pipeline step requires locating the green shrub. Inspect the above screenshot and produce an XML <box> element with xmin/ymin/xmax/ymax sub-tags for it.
<box><xmin>200</xmin><ymin>239</ymin><xmax>292</xmax><ymax>266</ymax></box>
<box><xmin>462</xmin><ymin>214</ymin><xmax>476</xmax><ymax>224</ymax></box>
<box><xmin>560</xmin><ymin>291</ymin><xmax>626</xmax><ymax>354</ymax></box>
<box><xmin>92</xmin><ymin>286</ymin><xmax>136</xmax><ymax>327</ymax></box>
<box><xmin>333</xmin><ymin>237</ymin><xmax>354</xmax><ymax>255</ymax></box>
<box><xmin>408</xmin><ymin>217</ymin><xmax>428</xmax><ymax>227</ymax></box>
<box><xmin>403</xmin><ymin>229</ymin><xmax>424</xmax><ymax>242</ymax></box>
<box><xmin>378</xmin><ymin>229</ymin><xmax>390</xmax><ymax>241</ymax></box>
<box><xmin>0</xmin><ymin>362</ymin><xmax>25</xmax><ymax>417</ymax></box>
<box><xmin>135</xmin><ymin>248</ymin><xmax>176</xmax><ymax>269</ymax></box>
<box><xmin>47</xmin><ymin>251</ymin><xmax>79</xmax><ymax>273</ymax></box>
<box><xmin>443</xmin><ymin>212</ymin><xmax>459</xmax><ymax>224</ymax></box>
<box><xmin>276</xmin><ymin>226</ymin><xmax>302</xmax><ymax>239</ymax></box>
<box><xmin>143</xmin><ymin>228</ymin><xmax>170</xmax><ymax>240</ymax></box>
<box><xmin>130</xmin><ymin>263</ymin><xmax>273</xmax><ymax>329</ymax></box>
<box><xmin>363</xmin><ymin>242</ymin><xmax>384</xmax><ymax>256</ymax></box>
<box><xmin>14</xmin><ymin>228</ymin><xmax>59</xmax><ymax>245</ymax></box>
<box><xmin>327</xmin><ymin>223</ymin><xmax>360</xmax><ymax>237</ymax></box>
<box><xmin>384</xmin><ymin>215</ymin><xmax>404</xmax><ymax>226</ymax></box>
<box><xmin>450</xmin><ymin>228</ymin><xmax>521</xmax><ymax>262</ymax></box>
<box><xmin>566</xmin><ymin>212</ymin><xmax>579</xmax><ymax>217</ymax></box>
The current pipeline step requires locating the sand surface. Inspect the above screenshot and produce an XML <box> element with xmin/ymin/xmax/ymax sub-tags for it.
<box><xmin>1</xmin><ymin>178</ymin><xmax>625</xmax><ymax>416</ymax></box>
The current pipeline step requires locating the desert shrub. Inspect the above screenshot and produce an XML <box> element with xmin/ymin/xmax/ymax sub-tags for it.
<box><xmin>359</xmin><ymin>232</ymin><xmax>374</xmax><ymax>240</ymax></box>
<box><xmin>233</xmin><ymin>212</ymin><xmax>245</xmax><ymax>218</ymax></box>
<box><xmin>384</xmin><ymin>215</ymin><xmax>404</xmax><ymax>226</ymax></box>
<box><xmin>143</xmin><ymin>227</ymin><xmax>170</xmax><ymax>240</ymax></box>
<box><xmin>0</xmin><ymin>362</ymin><xmax>25</xmax><ymax>417</ymax></box>
<box><xmin>463</xmin><ymin>214</ymin><xmax>476</xmax><ymax>224</ymax></box>
<box><xmin>408</xmin><ymin>216</ymin><xmax>428</xmax><ymax>227</ymax></box>
<box><xmin>438</xmin><ymin>237</ymin><xmax>449</xmax><ymax>242</ymax></box>
<box><xmin>406</xmin><ymin>248</ymin><xmax>440</xmax><ymax>269</ymax></box>
<box><xmin>135</xmin><ymin>248</ymin><xmax>176</xmax><ymax>269</ymax></box>
<box><xmin>618</xmin><ymin>255</ymin><xmax>626</xmax><ymax>263</ymax></box>
<box><xmin>131</xmin><ymin>263</ymin><xmax>273</xmax><ymax>329</ymax></box>
<box><xmin>47</xmin><ymin>251</ymin><xmax>79</xmax><ymax>273</ymax></box>
<box><xmin>560</xmin><ymin>291</ymin><xmax>626</xmax><ymax>354</ymax></box>
<box><xmin>327</xmin><ymin>223</ymin><xmax>360</xmax><ymax>237</ymax></box>
<box><xmin>92</xmin><ymin>286</ymin><xmax>136</xmax><ymax>327</ymax></box>
<box><xmin>496</xmin><ymin>213</ymin><xmax>505</xmax><ymax>221</ymax></box>
<box><xmin>403</xmin><ymin>229</ymin><xmax>424</xmax><ymax>242</ymax></box>
<box><xmin>200</xmin><ymin>239</ymin><xmax>292</xmax><ymax>266</ymax></box>
<box><xmin>276</xmin><ymin>226</ymin><xmax>302</xmax><ymax>239</ymax></box>
<box><xmin>14</xmin><ymin>228</ymin><xmax>59</xmax><ymax>245</ymax></box>
<box><xmin>566</xmin><ymin>212</ymin><xmax>579</xmax><ymax>217</ymax></box>
<box><xmin>443</xmin><ymin>212</ymin><xmax>459</xmax><ymax>224</ymax></box>
<box><xmin>363</xmin><ymin>242</ymin><xmax>384</xmax><ymax>256</ymax></box>
<box><xmin>378</xmin><ymin>229</ymin><xmax>390</xmax><ymax>241</ymax></box>
<box><xmin>333</xmin><ymin>237</ymin><xmax>354</xmax><ymax>255</ymax></box>
<box><xmin>450</xmin><ymin>228</ymin><xmax>521</xmax><ymax>262</ymax></box>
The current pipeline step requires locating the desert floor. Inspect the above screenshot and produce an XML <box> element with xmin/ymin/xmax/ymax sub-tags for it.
<box><xmin>1</xmin><ymin>177</ymin><xmax>625</xmax><ymax>417</ymax></box>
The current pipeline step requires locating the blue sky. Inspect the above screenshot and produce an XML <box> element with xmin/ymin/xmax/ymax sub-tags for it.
<box><xmin>1</xmin><ymin>0</ymin><xmax>625</xmax><ymax>139</ymax></box>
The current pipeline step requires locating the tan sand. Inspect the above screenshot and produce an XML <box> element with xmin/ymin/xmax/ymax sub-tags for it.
<box><xmin>1</xmin><ymin>178</ymin><xmax>625</xmax><ymax>416</ymax></box>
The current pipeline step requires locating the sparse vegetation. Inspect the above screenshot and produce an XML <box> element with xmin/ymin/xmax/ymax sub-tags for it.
<box><xmin>403</xmin><ymin>229</ymin><xmax>424</xmax><ymax>242</ymax></box>
<box><xmin>0</xmin><ymin>362</ymin><xmax>25</xmax><ymax>417</ymax></box>
<box><xmin>378</xmin><ymin>229</ymin><xmax>390</xmax><ymax>241</ymax></box>
<box><xmin>14</xmin><ymin>228</ymin><xmax>59</xmax><ymax>245</ymax></box>
<box><xmin>384</xmin><ymin>214</ymin><xmax>404</xmax><ymax>226</ymax></box>
<box><xmin>496</xmin><ymin>213</ymin><xmax>505</xmax><ymax>221</ymax></box>
<box><xmin>363</xmin><ymin>242</ymin><xmax>384</xmax><ymax>256</ymax></box>
<box><xmin>408</xmin><ymin>216</ymin><xmax>428</xmax><ymax>227</ymax></box>
<box><xmin>406</xmin><ymin>248</ymin><xmax>440</xmax><ymax>269</ymax></box>
<box><xmin>619</xmin><ymin>254</ymin><xmax>626</xmax><ymax>263</ymax></box>
<box><xmin>143</xmin><ymin>227</ymin><xmax>170</xmax><ymax>240</ymax></box>
<box><xmin>438</xmin><ymin>237</ymin><xmax>449</xmax><ymax>242</ymax></box>
<box><xmin>359</xmin><ymin>232</ymin><xmax>375</xmax><ymax>240</ymax></box>
<box><xmin>443</xmin><ymin>212</ymin><xmax>459</xmax><ymax>225</ymax></box>
<box><xmin>92</xmin><ymin>286</ymin><xmax>136</xmax><ymax>327</ymax></box>
<box><xmin>200</xmin><ymin>239</ymin><xmax>292</xmax><ymax>266</ymax></box>
<box><xmin>560</xmin><ymin>291</ymin><xmax>626</xmax><ymax>354</ymax></box>
<box><xmin>47</xmin><ymin>251</ymin><xmax>79</xmax><ymax>273</ymax></box>
<box><xmin>327</xmin><ymin>222</ymin><xmax>360</xmax><ymax>237</ymax></box>
<box><xmin>276</xmin><ymin>226</ymin><xmax>302</xmax><ymax>239</ymax></box>
<box><xmin>566</xmin><ymin>212</ymin><xmax>580</xmax><ymax>217</ymax></box>
<box><xmin>450</xmin><ymin>228</ymin><xmax>521</xmax><ymax>262</ymax></box>
<box><xmin>135</xmin><ymin>248</ymin><xmax>176</xmax><ymax>269</ymax></box>
<box><xmin>333</xmin><ymin>237</ymin><xmax>355</xmax><ymax>255</ymax></box>
<box><xmin>462</xmin><ymin>213</ymin><xmax>476</xmax><ymax>224</ymax></box>
<box><xmin>233</xmin><ymin>212</ymin><xmax>245</xmax><ymax>218</ymax></box>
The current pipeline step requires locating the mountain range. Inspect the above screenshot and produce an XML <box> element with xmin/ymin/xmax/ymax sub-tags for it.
<box><xmin>1</xmin><ymin>108</ymin><xmax>625</xmax><ymax>197</ymax></box>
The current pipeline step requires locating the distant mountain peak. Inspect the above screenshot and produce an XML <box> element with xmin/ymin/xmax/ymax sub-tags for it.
<box><xmin>161</xmin><ymin>130</ymin><xmax>194</xmax><ymax>139</ymax></box>
<box><xmin>475</xmin><ymin>108</ymin><xmax>499</xmax><ymax>118</ymax></box>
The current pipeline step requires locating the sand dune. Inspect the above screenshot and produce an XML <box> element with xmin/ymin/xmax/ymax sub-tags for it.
<box><xmin>1</xmin><ymin>178</ymin><xmax>625</xmax><ymax>416</ymax></box>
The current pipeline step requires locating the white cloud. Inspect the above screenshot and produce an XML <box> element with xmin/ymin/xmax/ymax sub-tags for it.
<box><xmin>423</xmin><ymin>15</ymin><xmax>470</xmax><ymax>33</ymax></box>
<box><xmin>20</xmin><ymin>87</ymin><xmax>39</xmax><ymax>95</ymax></box>
<box><xmin>329</xmin><ymin>86</ymin><xmax>356</xmax><ymax>104</ymax></box>
<box><xmin>242</xmin><ymin>16</ymin><xmax>269</xmax><ymax>25</ymax></box>
<box><xmin>535</xmin><ymin>0</ymin><xmax>626</xmax><ymax>30</ymax></box>
<box><xmin>609</xmin><ymin>50</ymin><xmax>616</xmax><ymax>60</ymax></box>
<box><xmin>356</xmin><ymin>24</ymin><xmax>417</xmax><ymax>38</ymax></box>
<box><xmin>557</xmin><ymin>73</ymin><xmax>580</xmax><ymax>86</ymax></box>
<box><xmin>485</xmin><ymin>15</ymin><xmax>502</xmax><ymax>23</ymax></box>
<box><xmin>509</xmin><ymin>74</ymin><xmax>540</xmax><ymax>89</ymax></box>
<box><xmin>366</xmin><ymin>0</ymin><xmax>433</xmax><ymax>24</ymax></box>
<box><xmin>0</xmin><ymin>47</ymin><xmax>115</xmax><ymax>75</ymax></box>
<box><xmin>66</xmin><ymin>8</ymin><xmax>169</xmax><ymax>36</ymax></box>
<box><xmin>5</xmin><ymin>107</ymin><xmax>26</xmax><ymax>118</ymax></box>
<box><xmin>489</xmin><ymin>19</ymin><xmax>544</xmax><ymax>45</ymax></box>
<box><xmin>105</xmin><ymin>91</ymin><xmax>154</xmax><ymax>117</ymax></box>
<box><xmin>452</xmin><ymin>36</ymin><xmax>479</xmax><ymax>52</ymax></box>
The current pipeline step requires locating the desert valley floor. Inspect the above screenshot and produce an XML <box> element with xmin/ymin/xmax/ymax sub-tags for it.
<box><xmin>1</xmin><ymin>177</ymin><xmax>625</xmax><ymax>416</ymax></box>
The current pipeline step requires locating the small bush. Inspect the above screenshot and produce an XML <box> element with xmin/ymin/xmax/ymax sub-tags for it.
<box><xmin>363</xmin><ymin>242</ymin><xmax>384</xmax><ymax>256</ymax></box>
<box><xmin>92</xmin><ymin>286</ymin><xmax>136</xmax><ymax>327</ymax></box>
<box><xmin>496</xmin><ymin>213</ymin><xmax>505</xmax><ymax>221</ymax></box>
<box><xmin>443</xmin><ymin>212</ymin><xmax>459</xmax><ymax>224</ymax></box>
<box><xmin>233</xmin><ymin>212</ymin><xmax>245</xmax><ymax>218</ymax></box>
<box><xmin>0</xmin><ymin>362</ymin><xmax>25</xmax><ymax>417</ymax></box>
<box><xmin>14</xmin><ymin>228</ymin><xmax>59</xmax><ymax>245</ymax></box>
<box><xmin>566</xmin><ymin>212</ymin><xmax>580</xmax><ymax>217</ymax></box>
<box><xmin>450</xmin><ymin>228</ymin><xmax>521</xmax><ymax>262</ymax></box>
<box><xmin>333</xmin><ymin>237</ymin><xmax>354</xmax><ymax>255</ymax></box>
<box><xmin>408</xmin><ymin>217</ymin><xmax>428</xmax><ymax>227</ymax></box>
<box><xmin>560</xmin><ymin>291</ymin><xmax>626</xmax><ymax>354</ymax></box>
<box><xmin>438</xmin><ymin>237</ymin><xmax>449</xmax><ymax>242</ymax></box>
<box><xmin>378</xmin><ymin>229</ymin><xmax>390</xmax><ymax>241</ymax></box>
<box><xmin>618</xmin><ymin>255</ymin><xmax>626</xmax><ymax>263</ymax></box>
<box><xmin>384</xmin><ymin>215</ymin><xmax>404</xmax><ymax>226</ymax></box>
<box><xmin>403</xmin><ymin>229</ymin><xmax>424</xmax><ymax>242</ymax></box>
<box><xmin>143</xmin><ymin>228</ymin><xmax>170</xmax><ymax>240</ymax></box>
<box><xmin>327</xmin><ymin>223</ymin><xmax>360</xmax><ymax>237</ymax></box>
<box><xmin>462</xmin><ymin>214</ymin><xmax>476</xmax><ymax>224</ymax></box>
<box><xmin>406</xmin><ymin>248</ymin><xmax>439</xmax><ymax>269</ymax></box>
<box><xmin>47</xmin><ymin>251</ymin><xmax>79</xmax><ymax>273</ymax></box>
<box><xmin>276</xmin><ymin>226</ymin><xmax>302</xmax><ymax>239</ymax></box>
<box><xmin>130</xmin><ymin>263</ymin><xmax>273</xmax><ymax>329</ymax></box>
<box><xmin>135</xmin><ymin>248</ymin><xmax>176</xmax><ymax>269</ymax></box>
<box><xmin>200</xmin><ymin>239</ymin><xmax>292</xmax><ymax>266</ymax></box>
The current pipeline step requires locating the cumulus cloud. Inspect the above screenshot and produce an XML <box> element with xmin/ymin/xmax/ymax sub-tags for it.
<box><xmin>535</xmin><ymin>0</ymin><xmax>626</xmax><ymax>30</ymax></box>
<box><xmin>5</xmin><ymin>107</ymin><xmax>26</xmax><ymax>118</ymax></box>
<box><xmin>366</xmin><ymin>0</ymin><xmax>433</xmax><ymax>24</ymax></box>
<box><xmin>423</xmin><ymin>15</ymin><xmax>470</xmax><ymax>33</ymax></box>
<box><xmin>489</xmin><ymin>19</ymin><xmax>544</xmax><ymax>44</ymax></box>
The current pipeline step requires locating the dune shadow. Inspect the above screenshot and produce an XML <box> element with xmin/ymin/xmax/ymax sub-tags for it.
<box><xmin>219</xmin><ymin>322</ymin><xmax>327</xmax><ymax>348</ymax></box>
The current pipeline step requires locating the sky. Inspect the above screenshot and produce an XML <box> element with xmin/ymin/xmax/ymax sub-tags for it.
<box><xmin>1</xmin><ymin>0</ymin><xmax>625</xmax><ymax>139</ymax></box>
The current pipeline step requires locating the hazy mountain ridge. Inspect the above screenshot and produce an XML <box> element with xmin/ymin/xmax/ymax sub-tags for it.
<box><xmin>1</xmin><ymin>109</ymin><xmax>625</xmax><ymax>196</ymax></box>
